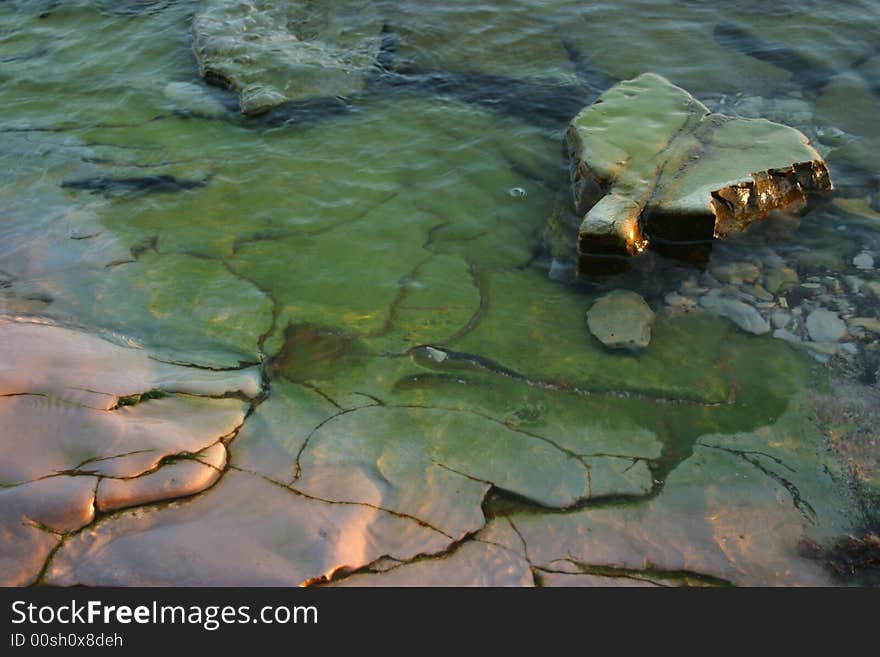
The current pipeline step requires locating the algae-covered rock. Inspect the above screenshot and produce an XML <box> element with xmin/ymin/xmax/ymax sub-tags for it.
<box><xmin>567</xmin><ymin>73</ymin><xmax>832</xmax><ymax>259</ymax></box>
<box><xmin>586</xmin><ymin>290</ymin><xmax>655</xmax><ymax>350</ymax></box>
<box><xmin>192</xmin><ymin>0</ymin><xmax>383</xmax><ymax>115</ymax></box>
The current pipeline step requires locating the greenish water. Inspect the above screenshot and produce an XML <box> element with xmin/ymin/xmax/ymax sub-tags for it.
<box><xmin>1</xmin><ymin>1</ymin><xmax>879</xmax><ymax>586</ymax></box>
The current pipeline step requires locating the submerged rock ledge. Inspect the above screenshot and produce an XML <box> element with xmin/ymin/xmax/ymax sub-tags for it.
<box><xmin>192</xmin><ymin>0</ymin><xmax>382</xmax><ymax>115</ymax></box>
<box><xmin>565</xmin><ymin>73</ymin><xmax>832</xmax><ymax>261</ymax></box>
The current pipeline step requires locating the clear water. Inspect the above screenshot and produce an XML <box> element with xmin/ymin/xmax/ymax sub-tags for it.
<box><xmin>1</xmin><ymin>1</ymin><xmax>878</xmax><ymax>585</ymax></box>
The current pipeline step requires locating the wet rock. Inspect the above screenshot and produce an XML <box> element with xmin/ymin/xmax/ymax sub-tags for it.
<box><xmin>664</xmin><ymin>291</ymin><xmax>696</xmax><ymax>311</ymax></box>
<box><xmin>844</xmin><ymin>276</ymin><xmax>865</xmax><ymax>294</ymax></box>
<box><xmin>331</xmin><ymin>523</ymin><xmax>533</xmax><ymax>587</ymax></box>
<box><xmin>95</xmin><ymin>443</ymin><xmax>227</xmax><ymax>513</ymax></box>
<box><xmin>771</xmin><ymin>311</ymin><xmax>792</xmax><ymax>329</ymax></box>
<box><xmin>0</xmin><ymin>320</ymin><xmax>261</xmax><ymax>409</ymax></box>
<box><xmin>0</xmin><ymin>476</ymin><xmax>97</xmax><ymax>586</ymax></box>
<box><xmin>814</xmin><ymin>379</ymin><xmax>880</xmax><ymax>496</ymax></box>
<box><xmin>294</xmin><ymin>405</ymin><xmax>589</xmax><ymax>537</ymax></box>
<box><xmin>47</xmin><ymin>470</ymin><xmax>449</xmax><ymax>586</ymax></box>
<box><xmin>568</xmin><ymin>73</ymin><xmax>832</xmax><ymax>259</ymax></box>
<box><xmin>163</xmin><ymin>81</ymin><xmax>230</xmax><ymax>118</ymax></box>
<box><xmin>586</xmin><ymin>290</ymin><xmax>655</xmax><ymax>350</ymax></box>
<box><xmin>764</xmin><ymin>266</ymin><xmax>800</xmax><ymax>295</ymax></box>
<box><xmin>192</xmin><ymin>0</ymin><xmax>383</xmax><ymax>115</ymax></box>
<box><xmin>743</xmin><ymin>283</ymin><xmax>774</xmax><ymax>302</ymax></box>
<box><xmin>713</xmin><ymin>261</ymin><xmax>761</xmax><ymax>284</ymax></box>
<box><xmin>0</xmin><ymin>394</ymin><xmax>245</xmax><ymax>485</ymax></box>
<box><xmin>853</xmin><ymin>252</ymin><xmax>875</xmax><ymax>270</ymax></box>
<box><xmin>502</xmin><ymin>394</ymin><xmax>857</xmax><ymax>586</ymax></box>
<box><xmin>849</xmin><ymin>317</ymin><xmax>880</xmax><ymax>335</ymax></box>
<box><xmin>773</xmin><ymin>328</ymin><xmax>802</xmax><ymax>345</ymax></box>
<box><xmin>806</xmin><ymin>309</ymin><xmax>848</xmax><ymax>342</ymax></box>
<box><xmin>699</xmin><ymin>291</ymin><xmax>770</xmax><ymax>335</ymax></box>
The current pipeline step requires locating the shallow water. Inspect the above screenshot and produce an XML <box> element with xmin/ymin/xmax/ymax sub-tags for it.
<box><xmin>1</xmin><ymin>1</ymin><xmax>879</xmax><ymax>586</ymax></box>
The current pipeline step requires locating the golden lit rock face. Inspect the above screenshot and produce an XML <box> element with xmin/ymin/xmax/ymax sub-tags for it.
<box><xmin>567</xmin><ymin>73</ymin><xmax>833</xmax><ymax>259</ymax></box>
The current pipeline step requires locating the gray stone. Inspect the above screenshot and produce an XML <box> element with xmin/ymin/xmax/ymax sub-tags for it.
<box><xmin>743</xmin><ymin>283</ymin><xmax>774</xmax><ymax>302</ymax></box>
<box><xmin>853</xmin><ymin>252</ymin><xmax>875</xmax><ymax>270</ymax></box>
<box><xmin>764</xmin><ymin>267</ymin><xmax>800</xmax><ymax>295</ymax></box>
<box><xmin>586</xmin><ymin>290</ymin><xmax>656</xmax><ymax>350</ymax></box>
<box><xmin>699</xmin><ymin>292</ymin><xmax>770</xmax><ymax>335</ymax></box>
<box><xmin>773</xmin><ymin>328</ymin><xmax>802</xmax><ymax>344</ymax></box>
<box><xmin>713</xmin><ymin>262</ymin><xmax>761</xmax><ymax>284</ymax></box>
<box><xmin>849</xmin><ymin>317</ymin><xmax>880</xmax><ymax>335</ymax></box>
<box><xmin>806</xmin><ymin>309</ymin><xmax>848</xmax><ymax>343</ymax></box>
<box><xmin>771</xmin><ymin>311</ymin><xmax>791</xmax><ymax>329</ymax></box>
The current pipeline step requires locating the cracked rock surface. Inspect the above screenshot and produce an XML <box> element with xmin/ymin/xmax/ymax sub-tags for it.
<box><xmin>1</xmin><ymin>0</ymin><xmax>877</xmax><ymax>587</ymax></box>
<box><xmin>0</xmin><ymin>320</ymin><xmax>255</xmax><ymax>586</ymax></box>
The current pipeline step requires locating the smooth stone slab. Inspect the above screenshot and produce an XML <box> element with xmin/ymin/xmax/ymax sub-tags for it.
<box><xmin>504</xmin><ymin>394</ymin><xmax>856</xmax><ymax>586</ymax></box>
<box><xmin>46</xmin><ymin>470</ymin><xmax>451</xmax><ymax>586</ymax></box>
<box><xmin>331</xmin><ymin>539</ymin><xmax>533</xmax><ymax>587</ymax></box>
<box><xmin>0</xmin><ymin>476</ymin><xmax>97</xmax><ymax>586</ymax></box>
<box><xmin>295</xmin><ymin>406</ymin><xmax>589</xmax><ymax>539</ymax></box>
<box><xmin>95</xmin><ymin>443</ymin><xmax>227</xmax><ymax>513</ymax></box>
<box><xmin>193</xmin><ymin>0</ymin><xmax>382</xmax><ymax>115</ymax></box>
<box><xmin>567</xmin><ymin>73</ymin><xmax>832</xmax><ymax>258</ymax></box>
<box><xmin>0</xmin><ymin>395</ymin><xmax>246</xmax><ymax>485</ymax></box>
<box><xmin>586</xmin><ymin>290</ymin><xmax>656</xmax><ymax>350</ymax></box>
<box><xmin>0</xmin><ymin>320</ymin><xmax>261</xmax><ymax>409</ymax></box>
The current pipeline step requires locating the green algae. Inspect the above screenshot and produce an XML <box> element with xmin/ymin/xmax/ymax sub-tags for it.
<box><xmin>0</xmin><ymin>0</ymin><xmax>874</xmax><ymax>586</ymax></box>
<box><xmin>453</xmin><ymin>268</ymin><xmax>731</xmax><ymax>402</ymax></box>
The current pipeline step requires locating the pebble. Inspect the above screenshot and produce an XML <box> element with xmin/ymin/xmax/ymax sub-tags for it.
<box><xmin>805</xmin><ymin>309</ymin><xmax>848</xmax><ymax>343</ymax></box>
<box><xmin>764</xmin><ymin>267</ymin><xmax>799</xmax><ymax>294</ymax></box>
<box><xmin>849</xmin><ymin>317</ymin><xmax>880</xmax><ymax>335</ymax></box>
<box><xmin>664</xmin><ymin>292</ymin><xmax>696</xmax><ymax>310</ymax></box>
<box><xmin>853</xmin><ymin>252</ymin><xmax>875</xmax><ymax>270</ymax></box>
<box><xmin>844</xmin><ymin>276</ymin><xmax>864</xmax><ymax>294</ymax></box>
<box><xmin>712</xmin><ymin>262</ymin><xmax>761</xmax><ymax>284</ymax></box>
<box><xmin>771</xmin><ymin>311</ymin><xmax>791</xmax><ymax>329</ymax></box>
<box><xmin>700</xmin><ymin>291</ymin><xmax>770</xmax><ymax>335</ymax></box>
<box><xmin>840</xmin><ymin>342</ymin><xmax>859</xmax><ymax>356</ymax></box>
<box><xmin>773</xmin><ymin>328</ymin><xmax>801</xmax><ymax>344</ymax></box>
<box><xmin>743</xmin><ymin>283</ymin><xmax>774</xmax><ymax>302</ymax></box>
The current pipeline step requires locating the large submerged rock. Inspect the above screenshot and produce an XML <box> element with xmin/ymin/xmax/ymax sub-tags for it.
<box><xmin>192</xmin><ymin>0</ymin><xmax>383</xmax><ymax>115</ymax></box>
<box><xmin>563</xmin><ymin>73</ymin><xmax>832</xmax><ymax>261</ymax></box>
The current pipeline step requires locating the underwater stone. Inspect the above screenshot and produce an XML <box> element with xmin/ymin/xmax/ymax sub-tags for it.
<box><xmin>699</xmin><ymin>291</ymin><xmax>770</xmax><ymax>335</ymax></box>
<box><xmin>764</xmin><ymin>266</ymin><xmax>799</xmax><ymax>295</ymax></box>
<box><xmin>853</xmin><ymin>252</ymin><xmax>875</xmax><ymax>270</ymax></box>
<box><xmin>192</xmin><ymin>0</ymin><xmax>382</xmax><ymax>115</ymax></box>
<box><xmin>567</xmin><ymin>73</ymin><xmax>832</xmax><ymax>259</ymax></box>
<box><xmin>806</xmin><ymin>309</ymin><xmax>847</xmax><ymax>343</ymax></box>
<box><xmin>586</xmin><ymin>290</ymin><xmax>655</xmax><ymax>350</ymax></box>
